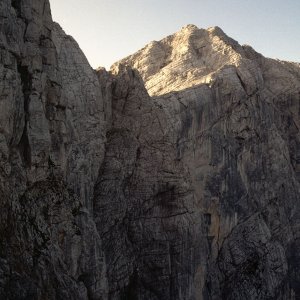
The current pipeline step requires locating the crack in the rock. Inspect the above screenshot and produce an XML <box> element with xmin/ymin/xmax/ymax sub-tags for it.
<box><xmin>17</xmin><ymin>64</ymin><xmax>32</xmax><ymax>168</ymax></box>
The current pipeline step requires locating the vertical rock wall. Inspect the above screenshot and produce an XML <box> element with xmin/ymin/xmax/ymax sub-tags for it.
<box><xmin>0</xmin><ymin>1</ymin><xmax>107</xmax><ymax>298</ymax></box>
<box><xmin>118</xmin><ymin>25</ymin><xmax>300</xmax><ymax>299</ymax></box>
<box><xmin>1</xmin><ymin>2</ymin><xmax>300</xmax><ymax>300</ymax></box>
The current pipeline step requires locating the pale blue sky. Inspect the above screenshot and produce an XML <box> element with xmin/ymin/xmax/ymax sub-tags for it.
<box><xmin>49</xmin><ymin>0</ymin><xmax>299</xmax><ymax>69</ymax></box>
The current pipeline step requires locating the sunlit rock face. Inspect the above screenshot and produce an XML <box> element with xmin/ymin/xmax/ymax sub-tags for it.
<box><xmin>112</xmin><ymin>24</ymin><xmax>300</xmax><ymax>299</ymax></box>
<box><xmin>1</xmin><ymin>1</ymin><xmax>300</xmax><ymax>299</ymax></box>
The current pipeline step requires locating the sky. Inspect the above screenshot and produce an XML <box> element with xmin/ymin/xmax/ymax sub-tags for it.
<box><xmin>49</xmin><ymin>0</ymin><xmax>300</xmax><ymax>69</ymax></box>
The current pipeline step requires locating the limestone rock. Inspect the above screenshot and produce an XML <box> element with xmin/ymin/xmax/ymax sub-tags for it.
<box><xmin>0</xmin><ymin>0</ymin><xmax>107</xmax><ymax>298</ymax></box>
<box><xmin>115</xmin><ymin>25</ymin><xmax>300</xmax><ymax>299</ymax></box>
<box><xmin>1</xmin><ymin>1</ymin><xmax>300</xmax><ymax>299</ymax></box>
<box><xmin>94</xmin><ymin>65</ymin><xmax>206</xmax><ymax>299</ymax></box>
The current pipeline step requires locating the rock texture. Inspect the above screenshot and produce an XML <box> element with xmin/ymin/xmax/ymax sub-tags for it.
<box><xmin>94</xmin><ymin>65</ymin><xmax>206</xmax><ymax>300</ymax></box>
<box><xmin>114</xmin><ymin>25</ymin><xmax>300</xmax><ymax>299</ymax></box>
<box><xmin>1</xmin><ymin>1</ymin><xmax>300</xmax><ymax>299</ymax></box>
<box><xmin>0</xmin><ymin>0</ymin><xmax>107</xmax><ymax>298</ymax></box>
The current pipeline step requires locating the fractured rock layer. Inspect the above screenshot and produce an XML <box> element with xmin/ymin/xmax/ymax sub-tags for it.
<box><xmin>1</xmin><ymin>1</ymin><xmax>300</xmax><ymax>300</ymax></box>
<box><xmin>0</xmin><ymin>0</ymin><xmax>107</xmax><ymax>298</ymax></box>
<box><xmin>116</xmin><ymin>24</ymin><xmax>300</xmax><ymax>299</ymax></box>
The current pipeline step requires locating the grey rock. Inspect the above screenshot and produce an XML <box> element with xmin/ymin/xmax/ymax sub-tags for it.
<box><xmin>1</xmin><ymin>1</ymin><xmax>300</xmax><ymax>299</ymax></box>
<box><xmin>117</xmin><ymin>25</ymin><xmax>300</xmax><ymax>299</ymax></box>
<box><xmin>0</xmin><ymin>0</ymin><xmax>107</xmax><ymax>298</ymax></box>
<box><xmin>94</xmin><ymin>65</ymin><xmax>206</xmax><ymax>299</ymax></box>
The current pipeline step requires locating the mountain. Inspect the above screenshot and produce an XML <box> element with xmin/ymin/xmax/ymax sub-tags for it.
<box><xmin>115</xmin><ymin>24</ymin><xmax>299</xmax><ymax>96</ymax></box>
<box><xmin>107</xmin><ymin>24</ymin><xmax>300</xmax><ymax>300</ymax></box>
<box><xmin>1</xmin><ymin>1</ymin><xmax>300</xmax><ymax>299</ymax></box>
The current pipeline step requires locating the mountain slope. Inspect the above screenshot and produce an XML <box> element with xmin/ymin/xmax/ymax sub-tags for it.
<box><xmin>115</xmin><ymin>24</ymin><xmax>299</xmax><ymax>98</ymax></box>
<box><xmin>1</xmin><ymin>1</ymin><xmax>300</xmax><ymax>299</ymax></box>
<box><xmin>111</xmin><ymin>24</ymin><xmax>300</xmax><ymax>299</ymax></box>
<box><xmin>0</xmin><ymin>0</ymin><xmax>107</xmax><ymax>298</ymax></box>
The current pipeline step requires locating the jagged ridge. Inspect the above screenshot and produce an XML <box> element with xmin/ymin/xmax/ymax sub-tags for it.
<box><xmin>115</xmin><ymin>24</ymin><xmax>300</xmax><ymax>99</ymax></box>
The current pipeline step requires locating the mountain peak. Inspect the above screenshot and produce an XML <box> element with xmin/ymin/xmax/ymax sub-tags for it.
<box><xmin>207</xmin><ymin>25</ymin><xmax>225</xmax><ymax>35</ymax></box>
<box><xmin>114</xmin><ymin>25</ymin><xmax>247</xmax><ymax>96</ymax></box>
<box><xmin>179</xmin><ymin>25</ymin><xmax>226</xmax><ymax>36</ymax></box>
<box><xmin>180</xmin><ymin>24</ymin><xmax>199</xmax><ymax>32</ymax></box>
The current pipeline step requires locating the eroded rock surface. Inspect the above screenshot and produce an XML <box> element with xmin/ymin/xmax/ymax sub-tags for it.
<box><xmin>114</xmin><ymin>25</ymin><xmax>300</xmax><ymax>299</ymax></box>
<box><xmin>0</xmin><ymin>0</ymin><xmax>107</xmax><ymax>298</ymax></box>
<box><xmin>1</xmin><ymin>1</ymin><xmax>300</xmax><ymax>299</ymax></box>
<box><xmin>94</xmin><ymin>65</ymin><xmax>207</xmax><ymax>299</ymax></box>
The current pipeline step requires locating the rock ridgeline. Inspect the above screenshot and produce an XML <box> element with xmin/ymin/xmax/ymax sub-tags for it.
<box><xmin>1</xmin><ymin>1</ymin><xmax>300</xmax><ymax>299</ymax></box>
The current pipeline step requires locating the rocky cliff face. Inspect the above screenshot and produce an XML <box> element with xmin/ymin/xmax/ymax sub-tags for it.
<box><xmin>0</xmin><ymin>0</ymin><xmax>107</xmax><ymax>298</ymax></box>
<box><xmin>1</xmin><ymin>1</ymin><xmax>300</xmax><ymax>299</ymax></box>
<box><xmin>115</xmin><ymin>24</ymin><xmax>300</xmax><ymax>299</ymax></box>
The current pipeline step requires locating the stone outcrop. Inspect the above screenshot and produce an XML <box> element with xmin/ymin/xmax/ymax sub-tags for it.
<box><xmin>94</xmin><ymin>65</ymin><xmax>206</xmax><ymax>299</ymax></box>
<box><xmin>114</xmin><ymin>24</ymin><xmax>300</xmax><ymax>299</ymax></box>
<box><xmin>0</xmin><ymin>0</ymin><xmax>107</xmax><ymax>298</ymax></box>
<box><xmin>1</xmin><ymin>1</ymin><xmax>300</xmax><ymax>299</ymax></box>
